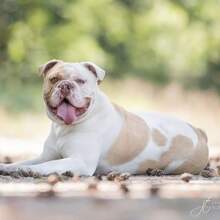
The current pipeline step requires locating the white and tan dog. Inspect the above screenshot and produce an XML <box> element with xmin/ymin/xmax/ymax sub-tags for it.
<box><xmin>0</xmin><ymin>60</ymin><xmax>209</xmax><ymax>176</ymax></box>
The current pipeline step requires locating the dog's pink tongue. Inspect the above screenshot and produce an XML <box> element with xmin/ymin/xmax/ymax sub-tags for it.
<box><xmin>57</xmin><ymin>102</ymin><xmax>77</xmax><ymax>124</ymax></box>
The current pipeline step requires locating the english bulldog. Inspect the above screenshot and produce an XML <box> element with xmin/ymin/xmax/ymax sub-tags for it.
<box><xmin>0</xmin><ymin>60</ymin><xmax>209</xmax><ymax>176</ymax></box>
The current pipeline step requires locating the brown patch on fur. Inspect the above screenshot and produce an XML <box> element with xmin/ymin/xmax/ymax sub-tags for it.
<box><xmin>43</xmin><ymin>81</ymin><xmax>54</xmax><ymax>104</ymax></box>
<box><xmin>173</xmin><ymin>127</ymin><xmax>209</xmax><ymax>174</ymax></box>
<box><xmin>42</xmin><ymin>64</ymin><xmax>64</xmax><ymax>104</ymax></box>
<box><xmin>105</xmin><ymin>105</ymin><xmax>150</xmax><ymax>165</ymax></box>
<box><xmin>136</xmin><ymin>125</ymin><xmax>208</xmax><ymax>175</ymax></box>
<box><xmin>84</xmin><ymin>63</ymin><xmax>97</xmax><ymax>77</ymax></box>
<box><xmin>152</xmin><ymin>129</ymin><xmax>167</xmax><ymax>146</ymax></box>
<box><xmin>160</xmin><ymin>135</ymin><xmax>194</xmax><ymax>168</ymax></box>
<box><xmin>138</xmin><ymin>135</ymin><xmax>195</xmax><ymax>174</ymax></box>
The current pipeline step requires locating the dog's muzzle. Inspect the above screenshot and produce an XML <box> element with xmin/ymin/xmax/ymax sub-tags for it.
<box><xmin>48</xmin><ymin>80</ymin><xmax>91</xmax><ymax>125</ymax></box>
<box><xmin>58</xmin><ymin>80</ymin><xmax>74</xmax><ymax>96</ymax></box>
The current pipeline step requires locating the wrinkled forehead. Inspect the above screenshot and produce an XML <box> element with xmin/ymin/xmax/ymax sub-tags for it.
<box><xmin>47</xmin><ymin>63</ymin><xmax>92</xmax><ymax>80</ymax></box>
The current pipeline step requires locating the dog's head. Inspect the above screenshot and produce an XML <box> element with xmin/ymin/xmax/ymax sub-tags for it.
<box><xmin>39</xmin><ymin>60</ymin><xmax>105</xmax><ymax>125</ymax></box>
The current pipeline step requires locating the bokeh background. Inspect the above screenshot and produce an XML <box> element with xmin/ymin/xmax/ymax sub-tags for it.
<box><xmin>0</xmin><ymin>0</ymin><xmax>220</xmax><ymax>160</ymax></box>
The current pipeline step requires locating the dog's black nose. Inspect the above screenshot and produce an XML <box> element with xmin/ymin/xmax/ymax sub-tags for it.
<box><xmin>58</xmin><ymin>81</ymin><xmax>73</xmax><ymax>96</ymax></box>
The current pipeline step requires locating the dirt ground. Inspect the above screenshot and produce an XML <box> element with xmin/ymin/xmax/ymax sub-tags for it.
<box><xmin>0</xmin><ymin>173</ymin><xmax>220</xmax><ymax>198</ymax></box>
<box><xmin>1</xmin><ymin>174</ymin><xmax>220</xmax><ymax>220</ymax></box>
<box><xmin>1</xmin><ymin>161</ymin><xmax>220</xmax><ymax>220</ymax></box>
<box><xmin>0</xmin><ymin>152</ymin><xmax>220</xmax><ymax>220</ymax></box>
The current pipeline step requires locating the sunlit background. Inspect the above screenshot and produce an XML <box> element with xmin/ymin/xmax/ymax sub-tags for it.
<box><xmin>0</xmin><ymin>0</ymin><xmax>220</xmax><ymax>161</ymax></box>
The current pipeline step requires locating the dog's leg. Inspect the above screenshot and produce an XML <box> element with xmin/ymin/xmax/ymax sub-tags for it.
<box><xmin>20</xmin><ymin>157</ymin><xmax>96</xmax><ymax>176</ymax></box>
<box><xmin>6</xmin><ymin>150</ymin><xmax>58</xmax><ymax>168</ymax></box>
<box><xmin>0</xmin><ymin>136</ymin><xmax>60</xmax><ymax>172</ymax></box>
<box><xmin>6</xmin><ymin>157</ymin><xmax>47</xmax><ymax>166</ymax></box>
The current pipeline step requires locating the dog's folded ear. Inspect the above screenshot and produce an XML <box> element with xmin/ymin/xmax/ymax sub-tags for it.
<box><xmin>39</xmin><ymin>59</ymin><xmax>63</xmax><ymax>77</ymax></box>
<box><xmin>81</xmin><ymin>61</ymin><xmax>105</xmax><ymax>84</ymax></box>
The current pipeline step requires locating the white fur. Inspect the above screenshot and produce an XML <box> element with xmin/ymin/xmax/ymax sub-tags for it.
<box><xmin>0</xmin><ymin>61</ymin><xmax>202</xmax><ymax>176</ymax></box>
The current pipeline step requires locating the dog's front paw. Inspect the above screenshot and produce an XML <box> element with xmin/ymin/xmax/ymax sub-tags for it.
<box><xmin>0</xmin><ymin>164</ymin><xmax>14</xmax><ymax>175</ymax></box>
<box><xmin>16</xmin><ymin>167</ymin><xmax>40</xmax><ymax>178</ymax></box>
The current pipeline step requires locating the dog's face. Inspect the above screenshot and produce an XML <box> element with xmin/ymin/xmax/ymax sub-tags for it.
<box><xmin>39</xmin><ymin>60</ymin><xmax>105</xmax><ymax>125</ymax></box>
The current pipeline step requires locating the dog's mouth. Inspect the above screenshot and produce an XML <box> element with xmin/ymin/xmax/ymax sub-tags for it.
<box><xmin>49</xmin><ymin>98</ymin><xmax>90</xmax><ymax>125</ymax></box>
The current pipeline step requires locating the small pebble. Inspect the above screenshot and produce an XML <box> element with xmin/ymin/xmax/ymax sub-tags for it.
<box><xmin>180</xmin><ymin>173</ymin><xmax>193</xmax><ymax>182</ymax></box>
<box><xmin>62</xmin><ymin>171</ymin><xmax>74</xmax><ymax>178</ymax></box>
<box><xmin>47</xmin><ymin>174</ymin><xmax>61</xmax><ymax>185</ymax></box>
<box><xmin>120</xmin><ymin>183</ymin><xmax>129</xmax><ymax>194</ymax></box>
<box><xmin>215</xmin><ymin>157</ymin><xmax>220</xmax><ymax>162</ymax></box>
<box><xmin>72</xmin><ymin>174</ymin><xmax>80</xmax><ymax>182</ymax></box>
<box><xmin>200</xmin><ymin>168</ymin><xmax>217</xmax><ymax>178</ymax></box>
<box><xmin>146</xmin><ymin>168</ymin><xmax>164</xmax><ymax>176</ymax></box>
<box><xmin>106</xmin><ymin>171</ymin><xmax>120</xmax><ymax>181</ymax></box>
<box><xmin>95</xmin><ymin>174</ymin><xmax>104</xmax><ymax>180</ymax></box>
<box><xmin>88</xmin><ymin>181</ymin><xmax>98</xmax><ymax>191</ymax></box>
<box><xmin>118</xmin><ymin>172</ymin><xmax>131</xmax><ymax>181</ymax></box>
<box><xmin>150</xmin><ymin>185</ymin><xmax>160</xmax><ymax>196</ymax></box>
<box><xmin>37</xmin><ymin>189</ymin><xmax>55</xmax><ymax>197</ymax></box>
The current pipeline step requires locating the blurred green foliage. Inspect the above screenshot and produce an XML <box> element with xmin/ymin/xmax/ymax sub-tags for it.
<box><xmin>0</xmin><ymin>0</ymin><xmax>220</xmax><ymax>111</ymax></box>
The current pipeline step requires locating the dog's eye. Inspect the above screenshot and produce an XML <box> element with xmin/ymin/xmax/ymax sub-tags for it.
<box><xmin>75</xmin><ymin>79</ymin><xmax>86</xmax><ymax>84</ymax></box>
<box><xmin>50</xmin><ymin>77</ymin><xmax>59</xmax><ymax>84</ymax></box>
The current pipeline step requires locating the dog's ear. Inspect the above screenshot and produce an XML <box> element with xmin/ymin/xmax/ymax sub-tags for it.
<box><xmin>81</xmin><ymin>61</ymin><xmax>105</xmax><ymax>84</ymax></box>
<box><xmin>39</xmin><ymin>59</ymin><xmax>62</xmax><ymax>77</ymax></box>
